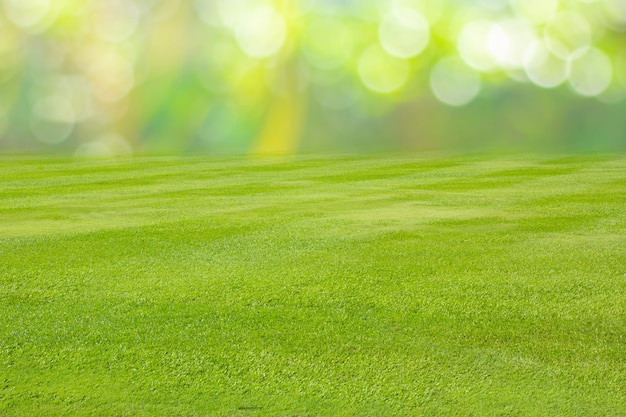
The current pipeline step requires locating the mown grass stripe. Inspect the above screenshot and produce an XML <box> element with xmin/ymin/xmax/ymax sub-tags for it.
<box><xmin>1</xmin><ymin>154</ymin><xmax>625</xmax><ymax>416</ymax></box>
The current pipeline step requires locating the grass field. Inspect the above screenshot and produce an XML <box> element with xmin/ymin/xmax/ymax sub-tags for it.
<box><xmin>1</xmin><ymin>154</ymin><xmax>625</xmax><ymax>416</ymax></box>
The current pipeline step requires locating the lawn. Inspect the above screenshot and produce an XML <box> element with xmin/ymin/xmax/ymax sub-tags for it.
<box><xmin>1</xmin><ymin>154</ymin><xmax>625</xmax><ymax>416</ymax></box>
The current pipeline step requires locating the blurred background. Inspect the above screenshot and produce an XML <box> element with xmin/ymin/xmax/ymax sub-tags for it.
<box><xmin>0</xmin><ymin>0</ymin><xmax>625</xmax><ymax>155</ymax></box>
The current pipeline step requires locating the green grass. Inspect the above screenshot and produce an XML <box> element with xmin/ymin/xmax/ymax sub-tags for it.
<box><xmin>1</xmin><ymin>154</ymin><xmax>625</xmax><ymax>416</ymax></box>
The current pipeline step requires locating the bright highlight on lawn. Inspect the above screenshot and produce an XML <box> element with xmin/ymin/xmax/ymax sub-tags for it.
<box><xmin>1</xmin><ymin>154</ymin><xmax>625</xmax><ymax>416</ymax></box>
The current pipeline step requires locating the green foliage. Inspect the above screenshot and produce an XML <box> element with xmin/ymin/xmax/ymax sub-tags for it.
<box><xmin>1</xmin><ymin>154</ymin><xmax>625</xmax><ymax>415</ymax></box>
<box><xmin>2</xmin><ymin>1</ymin><xmax>626</xmax><ymax>153</ymax></box>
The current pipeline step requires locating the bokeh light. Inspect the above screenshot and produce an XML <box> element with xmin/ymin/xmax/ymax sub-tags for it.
<box><xmin>302</xmin><ymin>17</ymin><xmax>353</xmax><ymax>70</ymax></box>
<box><xmin>509</xmin><ymin>0</ymin><xmax>559</xmax><ymax>25</ymax></box>
<box><xmin>568</xmin><ymin>47</ymin><xmax>613</xmax><ymax>97</ymax></box>
<box><xmin>487</xmin><ymin>19</ymin><xmax>535</xmax><ymax>70</ymax></box>
<box><xmin>235</xmin><ymin>5</ymin><xmax>287</xmax><ymax>59</ymax></box>
<box><xmin>93</xmin><ymin>0</ymin><xmax>140</xmax><ymax>43</ymax></box>
<box><xmin>4</xmin><ymin>0</ymin><xmax>51</xmax><ymax>30</ymax></box>
<box><xmin>358</xmin><ymin>44</ymin><xmax>409</xmax><ymax>94</ymax></box>
<box><xmin>430</xmin><ymin>56</ymin><xmax>481</xmax><ymax>107</ymax></box>
<box><xmin>0</xmin><ymin>0</ymin><xmax>624</xmax><ymax>155</ymax></box>
<box><xmin>458</xmin><ymin>20</ymin><xmax>498</xmax><ymax>72</ymax></box>
<box><xmin>379</xmin><ymin>7</ymin><xmax>429</xmax><ymax>59</ymax></box>
<box><xmin>524</xmin><ymin>41</ymin><xmax>568</xmax><ymax>88</ymax></box>
<box><xmin>603</xmin><ymin>0</ymin><xmax>626</xmax><ymax>29</ymax></box>
<box><xmin>544</xmin><ymin>11</ymin><xmax>591</xmax><ymax>60</ymax></box>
